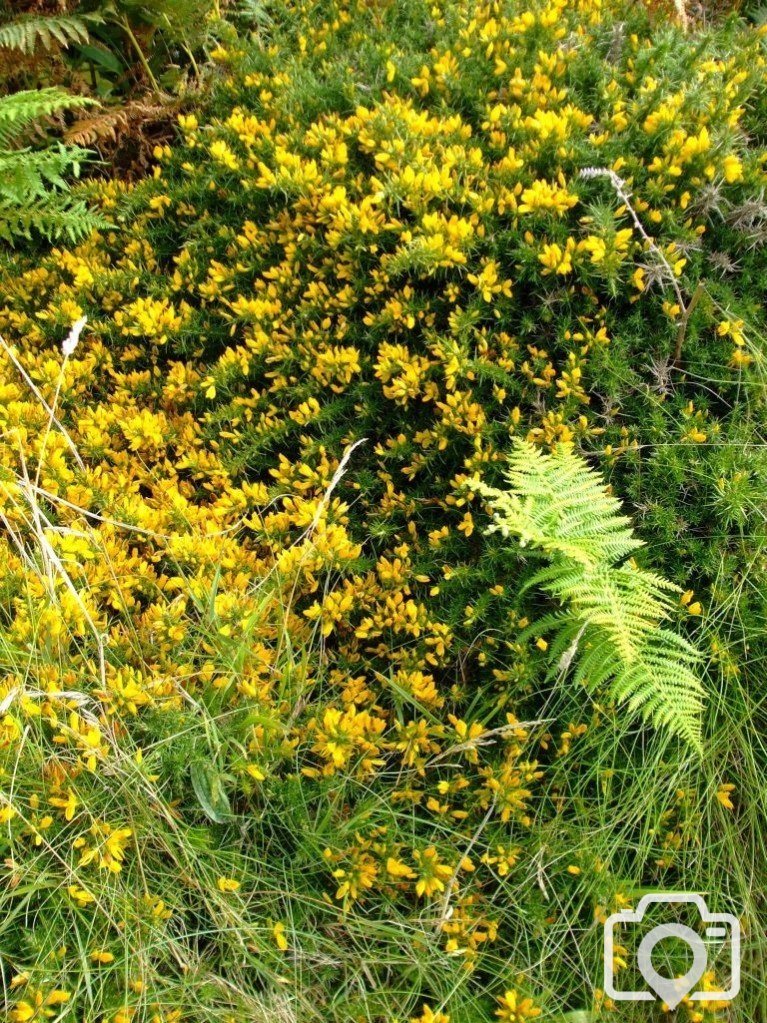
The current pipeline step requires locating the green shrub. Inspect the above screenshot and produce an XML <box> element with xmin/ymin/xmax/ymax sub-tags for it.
<box><xmin>0</xmin><ymin>0</ymin><xmax>766</xmax><ymax>1020</ymax></box>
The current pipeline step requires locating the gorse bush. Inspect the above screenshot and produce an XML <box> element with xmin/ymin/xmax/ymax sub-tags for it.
<box><xmin>0</xmin><ymin>0</ymin><xmax>766</xmax><ymax>1020</ymax></box>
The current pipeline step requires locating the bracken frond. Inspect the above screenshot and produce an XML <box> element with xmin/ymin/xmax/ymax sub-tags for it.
<box><xmin>0</xmin><ymin>14</ymin><xmax>94</xmax><ymax>54</ymax></box>
<box><xmin>0</xmin><ymin>194</ymin><xmax>106</xmax><ymax>244</ymax></box>
<box><xmin>0</xmin><ymin>89</ymin><xmax>104</xmax><ymax>245</ymax></box>
<box><xmin>0</xmin><ymin>88</ymin><xmax>93</xmax><ymax>149</ymax></box>
<box><xmin>475</xmin><ymin>441</ymin><xmax>705</xmax><ymax>749</ymax></box>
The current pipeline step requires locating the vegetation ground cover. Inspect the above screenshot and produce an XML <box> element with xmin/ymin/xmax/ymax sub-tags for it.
<box><xmin>1</xmin><ymin>0</ymin><xmax>767</xmax><ymax>1021</ymax></box>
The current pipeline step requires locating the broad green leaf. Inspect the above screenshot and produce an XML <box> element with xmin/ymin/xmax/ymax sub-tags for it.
<box><xmin>190</xmin><ymin>760</ymin><xmax>231</xmax><ymax>823</ymax></box>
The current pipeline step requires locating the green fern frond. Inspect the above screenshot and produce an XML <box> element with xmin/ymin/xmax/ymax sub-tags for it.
<box><xmin>119</xmin><ymin>0</ymin><xmax>215</xmax><ymax>39</ymax></box>
<box><xmin>0</xmin><ymin>145</ymin><xmax>90</xmax><ymax>204</ymax></box>
<box><xmin>0</xmin><ymin>194</ymin><xmax>105</xmax><ymax>245</ymax></box>
<box><xmin>486</xmin><ymin>442</ymin><xmax>644</xmax><ymax>568</ymax></box>
<box><xmin>476</xmin><ymin>441</ymin><xmax>705</xmax><ymax>749</ymax></box>
<box><xmin>0</xmin><ymin>14</ymin><xmax>94</xmax><ymax>54</ymax></box>
<box><xmin>0</xmin><ymin>89</ymin><xmax>104</xmax><ymax>246</ymax></box>
<box><xmin>0</xmin><ymin>88</ymin><xmax>93</xmax><ymax>149</ymax></box>
<box><xmin>235</xmin><ymin>0</ymin><xmax>274</xmax><ymax>28</ymax></box>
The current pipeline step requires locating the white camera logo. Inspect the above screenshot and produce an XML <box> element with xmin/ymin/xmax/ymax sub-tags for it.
<box><xmin>604</xmin><ymin>893</ymin><xmax>740</xmax><ymax>1009</ymax></box>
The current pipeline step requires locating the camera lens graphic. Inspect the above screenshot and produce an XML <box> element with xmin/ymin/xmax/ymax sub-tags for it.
<box><xmin>636</xmin><ymin>923</ymin><xmax>708</xmax><ymax>1009</ymax></box>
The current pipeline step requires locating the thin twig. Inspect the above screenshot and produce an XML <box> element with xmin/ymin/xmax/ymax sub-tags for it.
<box><xmin>580</xmin><ymin>167</ymin><xmax>704</xmax><ymax>369</ymax></box>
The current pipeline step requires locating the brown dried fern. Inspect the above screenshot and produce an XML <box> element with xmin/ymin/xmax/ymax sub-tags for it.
<box><xmin>65</xmin><ymin>108</ymin><xmax>128</xmax><ymax>147</ymax></box>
